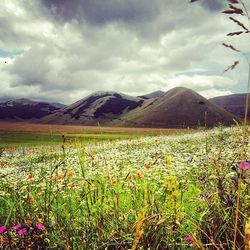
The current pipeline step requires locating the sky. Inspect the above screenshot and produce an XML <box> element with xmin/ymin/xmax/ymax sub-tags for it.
<box><xmin>0</xmin><ymin>0</ymin><xmax>249</xmax><ymax>104</ymax></box>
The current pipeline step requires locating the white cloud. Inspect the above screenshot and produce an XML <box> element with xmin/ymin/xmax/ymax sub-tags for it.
<box><xmin>167</xmin><ymin>74</ymin><xmax>236</xmax><ymax>98</ymax></box>
<box><xmin>168</xmin><ymin>75</ymin><xmax>235</xmax><ymax>90</ymax></box>
<box><xmin>200</xmin><ymin>89</ymin><xmax>233</xmax><ymax>99</ymax></box>
<box><xmin>0</xmin><ymin>0</ymin><xmax>249</xmax><ymax>104</ymax></box>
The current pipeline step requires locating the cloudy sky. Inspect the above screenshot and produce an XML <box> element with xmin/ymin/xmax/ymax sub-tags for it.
<box><xmin>0</xmin><ymin>0</ymin><xmax>249</xmax><ymax>104</ymax></box>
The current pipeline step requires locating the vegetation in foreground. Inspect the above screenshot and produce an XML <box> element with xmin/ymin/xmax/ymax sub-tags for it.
<box><xmin>0</xmin><ymin>126</ymin><xmax>249</xmax><ymax>249</ymax></box>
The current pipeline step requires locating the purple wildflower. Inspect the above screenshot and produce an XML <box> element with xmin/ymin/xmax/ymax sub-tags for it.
<box><xmin>0</xmin><ymin>226</ymin><xmax>6</xmax><ymax>234</ymax></box>
<box><xmin>12</xmin><ymin>224</ymin><xmax>22</xmax><ymax>230</ymax></box>
<box><xmin>36</xmin><ymin>223</ymin><xmax>45</xmax><ymax>230</ymax></box>
<box><xmin>239</xmin><ymin>161</ymin><xmax>250</xmax><ymax>170</ymax></box>
<box><xmin>17</xmin><ymin>228</ymin><xmax>27</xmax><ymax>235</ymax></box>
<box><xmin>184</xmin><ymin>236</ymin><xmax>194</xmax><ymax>244</ymax></box>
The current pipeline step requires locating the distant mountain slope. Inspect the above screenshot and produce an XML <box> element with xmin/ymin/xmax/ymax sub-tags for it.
<box><xmin>138</xmin><ymin>90</ymin><xmax>165</xmax><ymax>99</ymax></box>
<box><xmin>0</xmin><ymin>99</ymin><xmax>66</xmax><ymax>120</ymax></box>
<box><xmin>50</xmin><ymin>102</ymin><xmax>66</xmax><ymax>109</ymax></box>
<box><xmin>210</xmin><ymin>93</ymin><xmax>250</xmax><ymax>120</ymax></box>
<box><xmin>41</xmin><ymin>91</ymin><xmax>144</xmax><ymax>125</ymax></box>
<box><xmin>111</xmin><ymin>87</ymin><xmax>239</xmax><ymax>128</ymax></box>
<box><xmin>1</xmin><ymin>88</ymin><xmax>241</xmax><ymax>128</ymax></box>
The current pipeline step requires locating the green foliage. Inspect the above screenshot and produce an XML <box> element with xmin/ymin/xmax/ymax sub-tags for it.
<box><xmin>0</xmin><ymin>127</ymin><xmax>249</xmax><ymax>249</ymax></box>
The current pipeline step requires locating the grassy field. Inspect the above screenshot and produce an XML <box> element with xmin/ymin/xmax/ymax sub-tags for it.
<box><xmin>0</xmin><ymin>122</ymin><xmax>193</xmax><ymax>146</ymax></box>
<box><xmin>0</xmin><ymin>124</ymin><xmax>249</xmax><ymax>249</ymax></box>
<box><xmin>0</xmin><ymin>131</ymin><xmax>140</xmax><ymax>147</ymax></box>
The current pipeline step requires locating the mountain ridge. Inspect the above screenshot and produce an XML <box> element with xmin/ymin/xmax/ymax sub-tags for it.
<box><xmin>0</xmin><ymin>98</ymin><xmax>66</xmax><ymax>120</ymax></box>
<box><xmin>41</xmin><ymin>91</ymin><xmax>144</xmax><ymax>125</ymax></box>
<box><xmin>210</xmin><ymin>93</ymin><xmax>249</xmax><ymax>120</ymax></box>
<box><xmin>0</xmin><ymin>88</ymin><xmax>243</xmax><ymax>127</ymax></box>
<box><xmin>109</xmin><ymin>87</ymin><xmax>239</xmax><ymax>128</ymax></box>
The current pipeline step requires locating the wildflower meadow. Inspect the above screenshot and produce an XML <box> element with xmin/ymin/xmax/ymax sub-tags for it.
<box><xmin>0</xmin><ymin>125</ymin><xmax>249</xmax><ymax>249</ymax></box>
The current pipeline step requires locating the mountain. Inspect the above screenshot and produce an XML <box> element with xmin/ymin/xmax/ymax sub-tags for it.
<box><xmin>110</xmin><ymin>87</ymin><xmax>239</xmax><ymax>128</ymax></box>
<box><xmin>210</xmin><ymin>93</ymin><xmax>250</xmax><ymax>120</ymax></box>
<box><xmin>0</xmin><ymin>88</ymin><xmax>241</xmax><ymax>127</ymax></box>
<box><xmin>138</xmin><ymin>90</ymin><xmax>165</xmax><ymax>99</ymax></box>
<box><xmin>0</xmin><ymin>98</ymin><xmax>66</xmax><ymax>120</ymax></box>
<box><xmin>50</xmin><ymin>102</ymin><xmax>66</xmax><ymax>109</ymax></box>
<box><xmin>41</xmin><ymin>91</ymin><xmax>144</xmax><ymax>125</ymax></box>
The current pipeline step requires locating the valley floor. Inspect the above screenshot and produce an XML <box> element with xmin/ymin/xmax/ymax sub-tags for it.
<box><xmin>0</xmin><ymin>121</ymin><xmax>192</xmax><ymax>146</ymax></box>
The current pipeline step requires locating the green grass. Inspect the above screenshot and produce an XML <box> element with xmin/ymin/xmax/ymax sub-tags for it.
<box><xmin>0</xmin><ymin>126</ymin><xmax>249</xmax><ymax>249</ymax></box>
<box><xmin>0</xmin><ymin>131</ymin><xmax>140</xmax><ymax>147</ymax></box>
<box><xmin>0</xmin><ymin>131</ymin><xmax>62</xmax><ymax>146</ymax></box>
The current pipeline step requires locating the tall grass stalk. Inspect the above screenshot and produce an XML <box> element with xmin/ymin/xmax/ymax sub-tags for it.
<box><xmin>190</xmin><ymin>1</ymin><xmax>249</xmax><ymax>248</ymax></box>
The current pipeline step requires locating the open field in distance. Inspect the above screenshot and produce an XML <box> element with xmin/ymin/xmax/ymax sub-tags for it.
<box><xmin>0</xmin><ymin>122</ymin><xmax>194</xmax><ymax>146</ymax></box>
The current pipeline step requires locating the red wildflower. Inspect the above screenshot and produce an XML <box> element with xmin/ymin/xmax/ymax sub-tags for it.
<box><xmin>136</xmin><ymin>171</ymin><xmax>142</xmax><ymax>179</ymax></box>
<box><xmin>25</xmin><ymin>220</ymin><xmax>33</xmax><ymax>226</ymax></box>
<box><xmin>144</xmin><ymin>164</ymin><xmax>152</xmax><ymax>170</ymax></box>
<box><xmin>58</xmin><ymin>175</ymin><xmax>63</xmax><ymax>181</ymax></box>
<box><xmin>27</xmin><ymin>173</ymin><xmax>33</xmax><ymax>180</ymax></box>
<box><xmin>111</xmin><ymin>179</ymin><xmax>117</xmax><ymax>185</ymax></box>
<box><xmin>66</xmin><ymin>171</ymin><xmax>74</xmax><ymax>177</ymax></box>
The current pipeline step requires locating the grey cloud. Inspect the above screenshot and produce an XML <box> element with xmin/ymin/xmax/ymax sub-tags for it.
<box><xmin>1</xmin><ymin>0</ymin><xmax>76</xmax><ymax>54</ymax></box>
<box><xmin>0</xmin><ymin>17</ymin><xmax>25</xmax><ymax>50</ymax></box>
<box><xmin>0</xmin><ymin>0</ymin><xmax>248</xmax><ymax>104</ymax></box>
<box><xmin>41</xmin><ymin>0</ymin><xmax>159</xmax><ymax>25</ymax></box>
<box><xmin>200</xmin><ymin>0</ymin><xmax>224</xmax><ymax>11</ymax></box>
<box><xmin>6</xmin><ymin>39</ymin><xmax>123</xmax><ymax>94</ymax></box>
<box><xmin>8</xmin><ymin>46</ymin><xmax>53</xmax><ymax>87</ymax></box>
<box><xmin>40</xmin><ymin>0</ymin><xmax>225</xmax><ymax>43</ymax></box>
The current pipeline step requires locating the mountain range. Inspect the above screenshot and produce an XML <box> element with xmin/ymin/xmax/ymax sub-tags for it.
<box><xmin>0</xmin><ymin>99</ymin><xmax>66</xmax><ymax>121</ymax></box>
<box><xmin>0</xmin><ymin>87</ymin><xmax>248</xmax><ymax>128</ymax></box>
<box><xmin>210</xmin><ymin>93</ymin><xmax>250</xmax><ymax>120</ymax></box>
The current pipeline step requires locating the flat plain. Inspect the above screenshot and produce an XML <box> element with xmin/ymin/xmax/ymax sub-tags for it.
<box><xmin>0</xmin><ymin>122</ymin><xmax>192</xmax><ymax>146</ymax></box>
